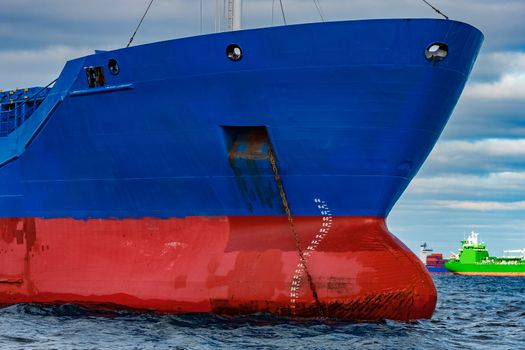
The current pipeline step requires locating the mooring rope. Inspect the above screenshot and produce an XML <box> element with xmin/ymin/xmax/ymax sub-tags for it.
<box><xmin>420</xmin><ymin>0</ymin><xmax>449</xmax><ymax>19</ymax></box>
<box><xmin>313</xmin><ymin>0</ymin><xmax>325</xmax><ymax>22</ymax></box>
<box><xmin>278</xmin><ymin>0</ymin><xmax>287</xmax><ymax>25</ymax></box>
<box><xmin>126</xmin><ymin>0</ymin><xmax>155</xmax><ymax>48</ymax></box>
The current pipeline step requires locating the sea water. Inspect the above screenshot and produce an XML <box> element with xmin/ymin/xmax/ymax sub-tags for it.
<box><xmin>1</xmin><ymin>275</ymin><xmax>524</xmax><ymax>349</ymax></box>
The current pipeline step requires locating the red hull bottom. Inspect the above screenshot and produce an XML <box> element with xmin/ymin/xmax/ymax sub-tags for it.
<box><xmin>0</xmin><ymin>216</ymin><xmax>436</xmax><ymax>321</ymax></box>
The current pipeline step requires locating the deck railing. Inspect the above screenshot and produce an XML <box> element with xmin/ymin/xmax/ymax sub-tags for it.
<box><xmin>0</xmin><ymin>85</ymin><xmax>53</xmax><ymax>137</ymax></box>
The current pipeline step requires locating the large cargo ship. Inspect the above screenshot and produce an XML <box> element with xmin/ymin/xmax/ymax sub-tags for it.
<box><xmin>0</xmin><ymin>1</ymin><xmax>483</xmax><ymax>320</ymax></box>
<box><xmin>445</xmin><ymin>232</ymin><xmax>525</xmax><ymax>276</ymax></box>
<box><xmin>426</xmin><ymin>254</ymin><xmax>449</xmax><ymax>274</ymax></box>
<box><xmin>419</xmin><ymin>243</ymin><xmax>449</xmax><ymax>273</ymax></box>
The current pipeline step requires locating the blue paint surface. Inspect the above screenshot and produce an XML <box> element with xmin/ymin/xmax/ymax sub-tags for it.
<box><xmin>0</xmin><ymin>19</ymin><xmax>483</xmax><ymax>218</ymax></box>
<box><xmin>427</xmin><ymin>267</ymin><xmax>450</xmax><ymax>273</ymax></box>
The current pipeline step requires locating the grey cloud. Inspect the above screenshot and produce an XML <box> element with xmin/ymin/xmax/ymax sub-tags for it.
<box><xmin>410</xmin><ymin>171</ymin><xmax>525</xmax><ymax>194</ymax></box>
<box><xmin>419</xmin><ymin>137</ymin><xmax>525</xmax><ymax>176</ymax></box>
<box><xmin>1</xmin><ymin>0</ymin><xmax>525</xmax><ymax>49</ymax></box>
<box><xmin>439</xmin><ymin>97</ymin><xmax>525</xmax><ymax>140</ymax></box>
<box><xmin>468</xmin><ymin>51</ymin><xmax>525</xmax><ymax>83</ymax></box>
<box><xmin>0</xmin><ymin>46</ymin><xmax>92</xmax><ymax>89</ymax></box>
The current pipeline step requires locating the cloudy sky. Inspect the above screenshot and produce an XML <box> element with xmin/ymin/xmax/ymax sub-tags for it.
<box><xmin>1</xmin><ymin>0</ymin><xmax>524</xmax><ymax>256</ymax></box>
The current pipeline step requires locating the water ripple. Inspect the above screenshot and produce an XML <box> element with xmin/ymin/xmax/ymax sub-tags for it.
<box><xmin>0</xmin><ymin>275</ymin><xmax>524</xmax><ymax>349</ymax></box>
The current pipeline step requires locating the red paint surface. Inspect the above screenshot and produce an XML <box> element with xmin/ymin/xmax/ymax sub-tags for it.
<box><xmin>0</xmin><ymin>216</ymin><xmax>436</xmax><ymax>321</ymax></box>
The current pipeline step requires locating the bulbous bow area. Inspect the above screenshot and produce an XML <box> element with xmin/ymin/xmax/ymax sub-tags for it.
<box><xmin>0</xmin><ymin>216</ymin><xmax>436</xmax><ymax>321</ymax></box>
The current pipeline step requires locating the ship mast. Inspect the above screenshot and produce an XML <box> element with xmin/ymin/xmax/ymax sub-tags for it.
<box><xmin>227</xmin><ymin>0</ymin><xmax>242</xmax><ymax>31</ymax></box>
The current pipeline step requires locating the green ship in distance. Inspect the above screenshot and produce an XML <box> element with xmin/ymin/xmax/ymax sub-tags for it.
<box><xmin>445</xmin><ymin>232</ymin><xmax>525</xmax><ymax>276</ymax></box>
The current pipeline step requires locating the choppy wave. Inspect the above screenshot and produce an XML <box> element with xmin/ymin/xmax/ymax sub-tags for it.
<box><xmin>1</xmin><ymin>276</ymin><xmax>524</xmax><ymax>349</ymax></box>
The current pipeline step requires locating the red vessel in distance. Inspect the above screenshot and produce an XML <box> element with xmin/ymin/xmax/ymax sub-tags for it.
<box><xmin>426</xmin><ymin>254</ymin><xmax>449</xmax><ymax>274</ymax></box>
<box><xmin>420</xmin><ymin>243</ymin><xmax>449</xmax><ymax>274</ymax></box>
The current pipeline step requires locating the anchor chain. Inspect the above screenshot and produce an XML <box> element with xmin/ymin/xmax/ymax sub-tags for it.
<box><xmin>267</xmin><ymin>145</ymin><xmax>323</xmax><ymax>316</ymax></box>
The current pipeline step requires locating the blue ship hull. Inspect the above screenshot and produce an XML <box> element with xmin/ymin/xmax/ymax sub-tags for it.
<box><xmin>0</xmin><ymin>19</ymin><xmax>482</xmax><ymax>320</ymax></box>
<box><xmin>0</xmin><ymin>19</ymin><xmax>482</xmax><ymax>218</ymax></box>
<box><xmin>428</xmin><ymin>267</ymin><xmax>450</xmax><ymax>274</ymax></box>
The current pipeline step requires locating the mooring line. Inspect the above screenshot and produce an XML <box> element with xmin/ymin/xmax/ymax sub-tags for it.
<box><xmin>126</xmin><ymin>0</ymin><xmax>155</xmax><ymax>48</ymax></box>
<box><xmin>267</xmin><ymin>145</ymin><xmax>323</xmax><ymax>316</ymax></box>
<box><xmin>420</xmin><ymin>0</ymin><xmax>449</xmax><ymax>19</ymax></box>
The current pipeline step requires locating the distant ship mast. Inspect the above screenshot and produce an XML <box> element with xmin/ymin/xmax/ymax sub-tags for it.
<box><xmin>228</xmin><ymin>0</ymin><xmax>242</xmax><ymax>31</ymax></box>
